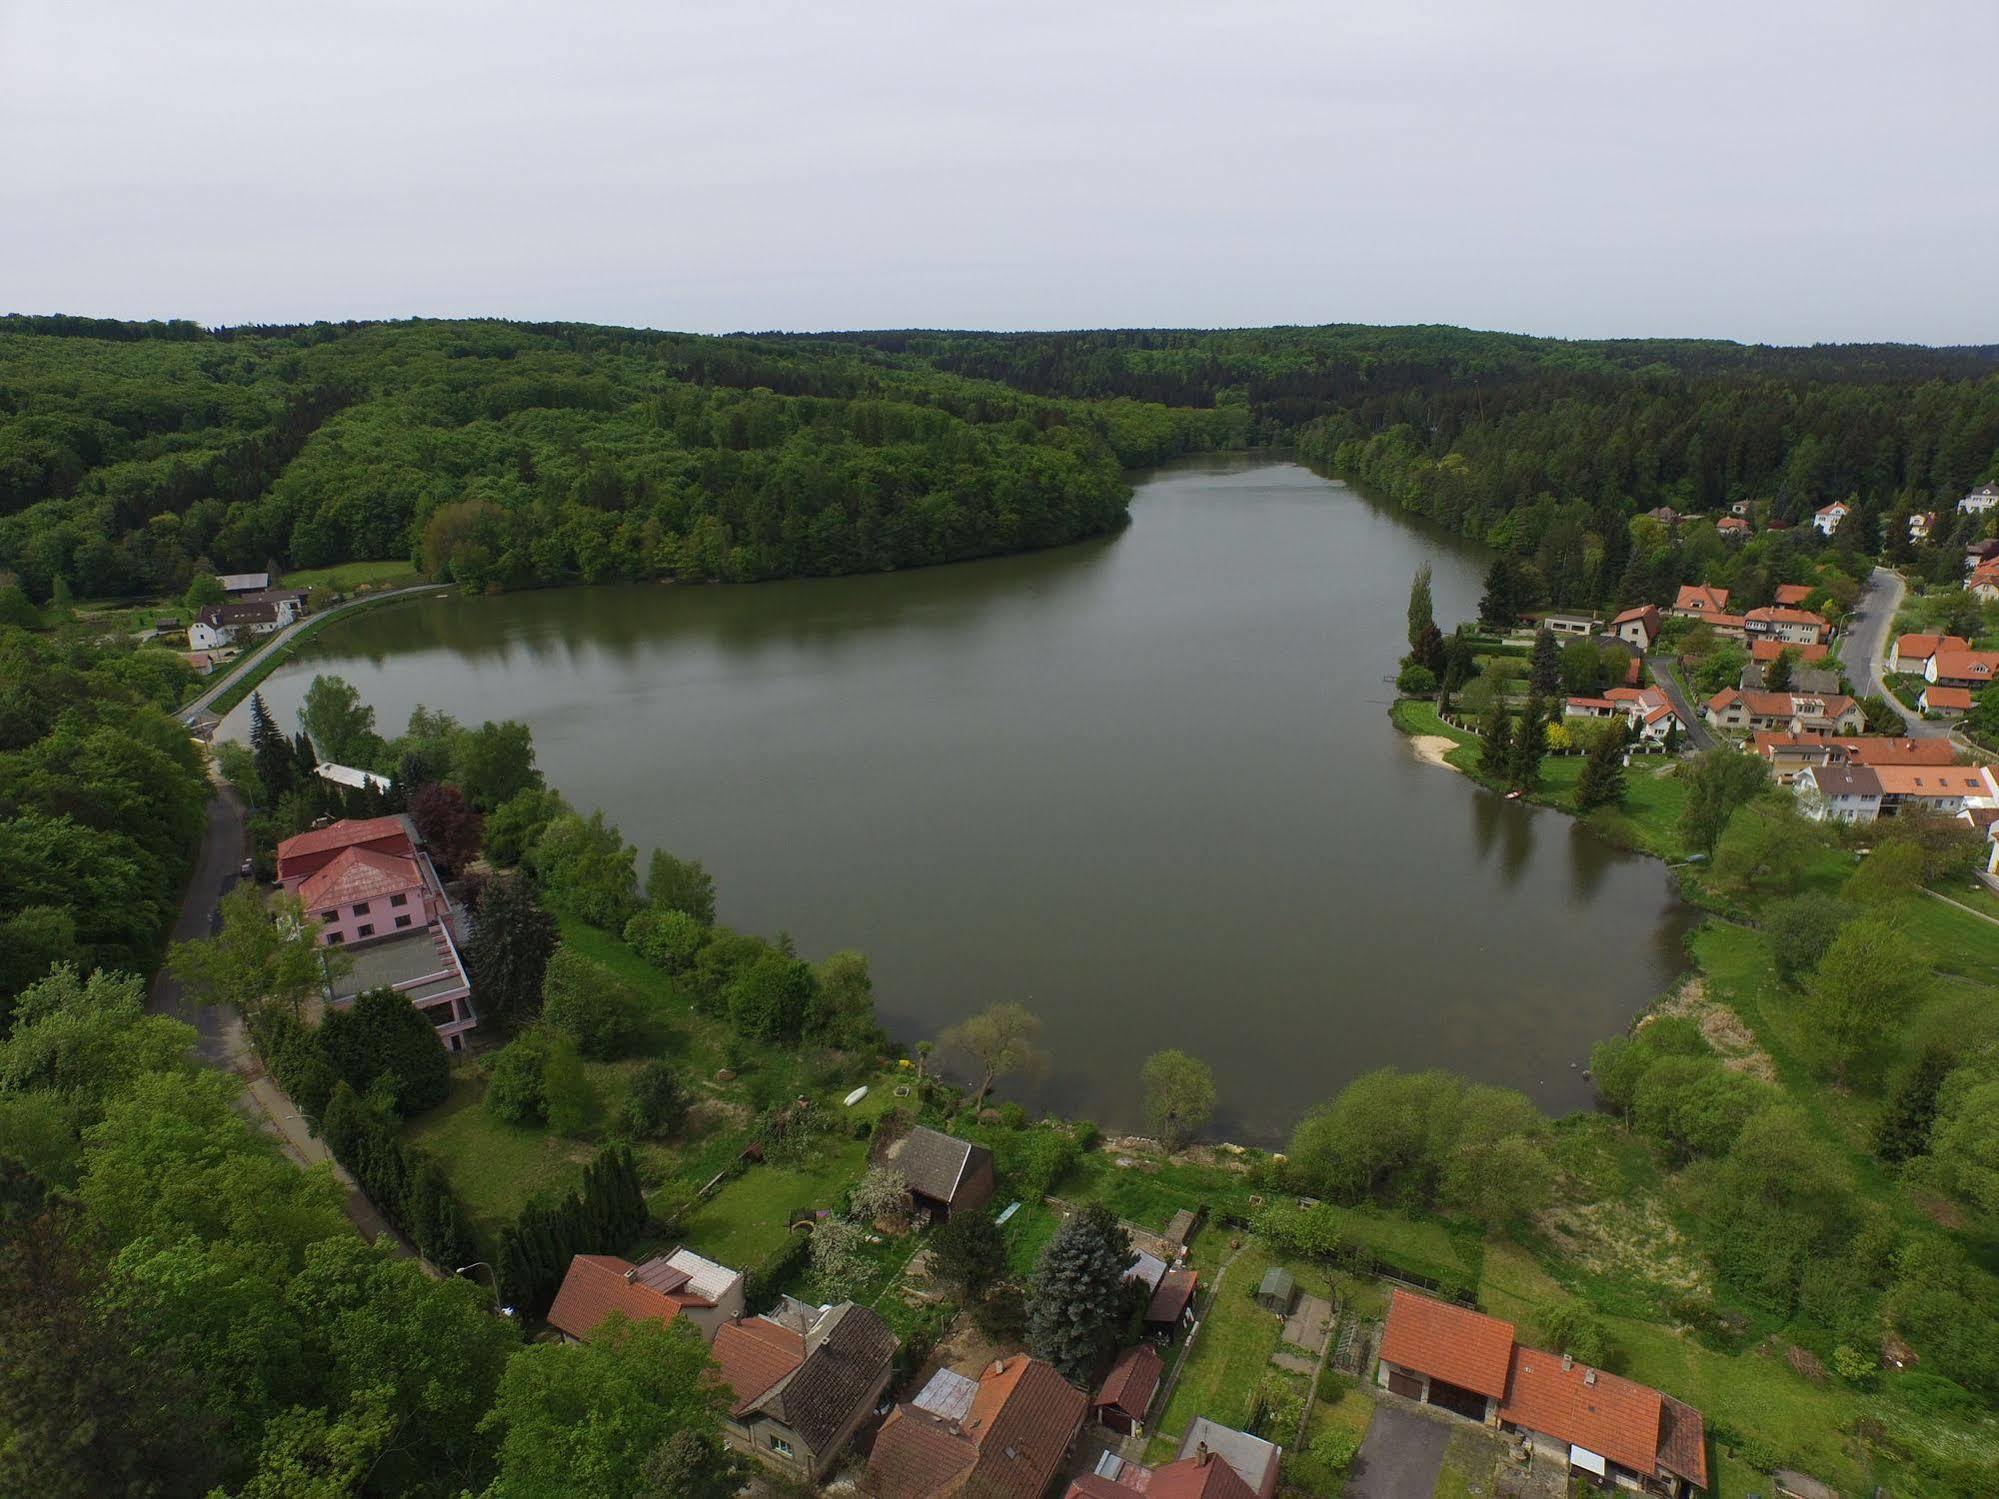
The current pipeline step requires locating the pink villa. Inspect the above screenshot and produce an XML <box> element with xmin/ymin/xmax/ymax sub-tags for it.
<box><xmin>276</xmin><ymin>815</ymin><xmax>477</xmax><ymax>1050</ymax></box>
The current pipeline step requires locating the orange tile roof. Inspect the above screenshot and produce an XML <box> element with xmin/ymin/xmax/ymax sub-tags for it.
<box><xmin>1745</xmin><ymin>605</ymin><xmax>1829</xmax><ymax>628</ymax></box>
<box><xmin>1870</xmin><ymin>765</ymin><xmax>1990</xmax><ymax>797</ymax></box>
<box><xmin>1894</xmin><ymin>633</ymin><xmax>1968</xmax><ymax>661</ymax></box>
<box><xmin>1498</xmin><ymin>1346</ymin><xmax>1661</xmax><ymax>1476</ymax></box>
<box><xmin>1922</xmin><ymin>686</ymin><xmax>1974</xmax><ymax>710</ymax></box>
<box><xmin>297</xmin><ymin>845</ymin><xmax>424</xmax><ymax>911</ymax></box>
<box><xmin>1834</xmin><ymin>737</ymin><xmax>1960</xmax><ymax>766</ymax></box>
<box><xmin>1379</xmin><ymin>1290</ymin><xmax>1514</xmax><ymax>1399</ymax></box>
<box><xmin>545</xmin><ymin>1254</ymin><xmax>685</xmax><ymax>1343</ymax></box>
<box><xmin>1930</xmin><ymin>650</ymin><xmax>1999</xmax><ymax>681</ymax></box>
<box><xmin>1674</xmin><ymin>584</ymin><xmax>1730</xmax><ymax>613</ymax></box>
<box><xmin>1750</xmin><ymin>638</ymin><xmax>1828</xmax><ymax>662</ymax></box>
<box><xmin>872</xmin><ymin>1354</ymin><xmax>1087</xmax><ymax>1499</ymax></box>
<box><xmin>711</xmin><ymin>1315</ymin><xmax>806</xmax><ymax>1414</ymax></box>
<box><xmin>1773</xmin><ymin>583</ymin><xmax>1813</xmax><ymax>605</ymax></box>
<box><xmin>1610</xmin><ymin>605</ymin><xmax>1659</xmax><ymax>628</ymax></box>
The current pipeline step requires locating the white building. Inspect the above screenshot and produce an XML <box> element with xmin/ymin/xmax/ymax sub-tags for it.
<box><xmin>1813</xmin><ymin>502</ymin><xmax>1850</xmax><ymax>536</ymax></box>
<box><xmin>1960</xmin><ymin>484</ymin><xmax>1999</xmax><ymax>515</ymax></box>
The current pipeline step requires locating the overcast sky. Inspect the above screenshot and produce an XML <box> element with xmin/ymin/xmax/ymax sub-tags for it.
<box><xmin>4</xmin><ymin>1</ymin><xmax>1995</xmax><ymax>344</ymax></box>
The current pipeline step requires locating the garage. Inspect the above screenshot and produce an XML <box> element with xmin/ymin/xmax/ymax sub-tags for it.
<box><xmin>1425</xmin><ymin>1377</ymin><xmax>1491</xmax><ymax>1422</ymax></box>
<box><xmin>1386</xmin><ymin>1369</ymin><xmax>1424</xmax><ymax>1401</ymax></box>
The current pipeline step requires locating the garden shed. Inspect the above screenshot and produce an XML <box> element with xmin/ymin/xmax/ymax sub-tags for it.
<box><xmin>1254</xmin><ymin>1266</ymin><xmax>1296</xmax><ymax>1315</ymax></box>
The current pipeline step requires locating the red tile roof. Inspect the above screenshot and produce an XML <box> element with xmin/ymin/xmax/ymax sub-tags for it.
<box><xmin>1930</xmin><ymin>650</ymin><xmax>1999</xmax><ymax>682</ymax></box>
<box><xmin>1094</xmin><ymin>1343</ymin><xmax>1164</xmax><ymax>1420</ymax></box>
<box><xmin>711</xmin><ymin>1315</ymin><xmax>806</xmax><ymax>1414</ymax></box>
<box><xmin>871</xmin><ymin>1355</ymin><xmax>1087</xmax><ymax>1499</ymax></box>
<box><xmin>545</xmin><ymin>1254</ymin><xmax>685</xmax><ymax>1343</ymax></box>
<box><xmin>276</xmin><ymin>815</ymin><xmax>412</xmax><ymax>865</ymax></box>
<box><xmin>1147</xmin><ymin>1269</ymin><xmax>1198</xmax><ymax>1323</ymax></box>
<box><xmin>1834</xmin><ymin>737</ymin><xmax>1961</xmax><ymax>767</ymax></box>
<box><xmin>1749</xmin><ymin>638</ymin><xmax>1828</xmax><ymax>663</ymax></box>
<box><xmin>869</xmin><ymin>1406</ymin><xmax>978</xmax><ymax>1498</ymax></box>
<box><xmin>1894</xmin><ymin>633</ymin><xmax>1967</xmax><ymax>661</ymax></box>
<box><xmin>297</xmin><ymin>845</ymin><xmax>424</xmax><ymax>911</ymax></box>
<box><xmin>1773</xmin><ymin>584</ymin><xmax>1813</xmax><ymax>606</ymax></box>
<box><xmin>1378</xmin><ymin>1290</ymin><xmax>1514</xmax><ymax>1399</ymax></box>
<box><xmin>1498</xmin><ymin>1346</ymin><xmax>1661</xmax><ymax>1476</ymax></box>
<box><xmin>1870</xmin><ymin>765</ymin><xmax>1991</xmax><ymax>798</ymax></box>
<box><xmin>1673</xmin><ymin>584</ymin><xmax>1730</xmax><ymax>613</ymax></box>
<box><xmin>1922</xmin><ymin>686</ymin><xmax>1975</xmax><ymax>711</ymax></box>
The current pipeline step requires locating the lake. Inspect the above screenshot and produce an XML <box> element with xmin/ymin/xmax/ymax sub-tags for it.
<box><xmin>224</xmin><ymin>456</ymin><xmax>1693</xmax><ymax>1141</ymax></box>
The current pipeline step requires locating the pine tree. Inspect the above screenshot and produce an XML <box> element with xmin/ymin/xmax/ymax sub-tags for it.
<box><xmin>1480</xmin><ymin>707</ymin><xmax>1514</xmax><ymax>779</ymax></box>
<box><xmin>1574</xmin><ymin>727</ymin><xmax>1627</xmax><ymax>810</ymax></box>
<box><xmin>466</xmin><ymin>874</ymin><xmax>560</xmax><ymax>1032</ymax></box>
<box><xmin>1025</xmin><ymin>1203</ymin><xmax>1132</xmax><ymax>1383</ymax></box>
<box><xmin>248</xmin><ymin>691</ymin><xmax>295</xmax><ymax>801</ymax></box>
<box><xmin>1508</xmin><ymin>695</ymin><xmax>1547</xmax><ymax>789</ymax></box>
<box><xmin>1664</xmin><ymin>716</ymin><xmax>1680</xmax><ymax>752</ymax></box>
<box><xmin>1529</xmin><ymin>626</ymin><xmax>1561</xmax><ymax>695</ymax></box>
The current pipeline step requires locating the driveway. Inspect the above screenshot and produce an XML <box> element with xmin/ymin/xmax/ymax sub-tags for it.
<box><xmin>1846</xmin><ymin>567</ymin><xmax>1948</xmax><ymax>739</ymax></box>
<box><xmin>1347</xmin><ymin>1404</ymin><xmax>1451</xmax><ymax>1499</ymax></box>
<box><xmin>1644</xmin><ymin>656</ymin><xmax>1714</xmax><ymax>751</ymax></box>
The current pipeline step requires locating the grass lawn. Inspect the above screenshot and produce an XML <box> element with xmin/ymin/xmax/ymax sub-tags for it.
<box><xmin>1901</xmin><ymin>889</ymin><xmax>1999</xmax><ymax>984</ymax></box>
<box><xmin>1157</xmin><ymin>1243</ymin><xmax>1287</xmax><ymax>1438</ymax></box>
<box><xmin>281</xmin><ymin>559</ymin><xmax>423</xmax><ymax>591</ymax></box>
<box><xmin>1433</xmin><ymin>1423</ymin><xmax>1502</xmax><ymax>1499</ymax></box>
<box><xmin>406</xmin><ymin>1070</ymin><xmax>600</xmax><ymax>1233</ymax></box>
<box><xmin>673</xmin><ymin>1138</ymin><xmax>869</xmax><ymax>1268</ymax></box>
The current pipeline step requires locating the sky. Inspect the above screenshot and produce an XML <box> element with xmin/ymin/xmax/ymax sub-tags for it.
<box><xmin>3</xmin><ymin>1</ymin><xmax>1996</xmax><ymax>345</ymax></box>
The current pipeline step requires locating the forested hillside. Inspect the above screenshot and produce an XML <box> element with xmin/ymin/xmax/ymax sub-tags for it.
<box><xmin>4</xmin><ymin>315</ymin><xmax>1997</xmax><ymax>604</ymax></box>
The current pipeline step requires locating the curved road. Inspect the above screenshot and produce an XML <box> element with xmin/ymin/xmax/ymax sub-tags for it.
<box><xmin>1846</xmin><ymin>567</ymin><xmax>1948</xmax><ymax>740</ymax></box>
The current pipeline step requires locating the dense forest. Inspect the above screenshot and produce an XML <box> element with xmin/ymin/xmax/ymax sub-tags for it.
<box><xmin>4</xmin><ymin>315</ymin><xmax>1995</xmax><ymax>603</ymax></box>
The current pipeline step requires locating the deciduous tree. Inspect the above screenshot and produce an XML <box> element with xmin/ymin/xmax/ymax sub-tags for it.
<box><xmin>1140</xmin><ymin>1049</ymin><xmax>1216</xmax><ymax>1150</ymax></box>
<box><xmin>942</xmin><ymin>1002</ymin><xmax>1047</xmax><ymax>1110</ymax></box>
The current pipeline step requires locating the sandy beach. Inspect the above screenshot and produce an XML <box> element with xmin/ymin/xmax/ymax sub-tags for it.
<box><xmin>1407</xmin><ymin>734</ymin><xmax>1462</xmax><ymax>771</ymax></box>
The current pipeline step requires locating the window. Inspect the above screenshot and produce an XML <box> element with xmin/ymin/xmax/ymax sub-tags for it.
<box><xmin>352</xmin><ymin>901</ymin><xmax>370</xmax><ymax>916</ymax></box>
<box><xmin>356</xmin><ymin>923</ymin><xmax>374</xmax><ymax>938</ymax></box>
<box><xmin>768</xmin><ymin>1437</ymin><xmax>793</xmax><ymax>1458</ymax></box>
<box><xmin>390</xmin><ymin>893</ymin><xmax>408</xmax><ymax>908</ymax></box>
<box><xmin>395</xmin><ymin>914</ymin><xmax>412</xmax><ymax>929</ymax></box>
<box><xmin>326</xmin><ymin>931</ymin><xmax>344</xmax><ymax>944</ymax></box>
<box><xmin>319</xmin><ymin>910</ymin><xmax>338</xmax><ymax>924</ymax></box>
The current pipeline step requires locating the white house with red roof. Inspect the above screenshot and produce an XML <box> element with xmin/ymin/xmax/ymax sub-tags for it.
<box><xmin>1813</xmin><ymin>501</ymin><xmax>1849</xmax><ymax>536</ymax></box>
<box><xmin>1610</xmin><ymin>605</ymin><xmax>1661</xmax><ymax>651</ymax></box>
<box><xmin>1924</xmin><ymin>649</ymin><xmax>1999</xmax><ymax>690</ymax></box>
<box><xmin>275</xmin><ymin>815</ymin><xmax>477</xmax><ymax>1048</ymax></box>
<box><xmin>1960</xmin><ymin>482</ymin><xmax>1999</xmax><ymax>514</ymax></box>
<box><xmin>1742</xmin><ymin>606</ymin><xmax>1831</xmax><ymax>647</ymax></box>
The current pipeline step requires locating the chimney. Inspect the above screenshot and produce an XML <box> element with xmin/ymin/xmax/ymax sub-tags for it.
<box><xmin>1196</xmin><ymin>1442</ymin><xmax>1211</xmax><ymax>1467</ymax></box>
<box><xmin>991</xmin><ymin>1358</ymin><xmax>1007</xmax><ymax>1376</ymax></box>
<box><xmin>1561</xmin><ymin>1353</ymin><xmax>1573</xmax><ymax>1372</ymax></box>
<box><xmin>624</xmin><ymin>1268</ymin><xmax>639</xmax><ymax>1285</ymax></box>
<box><xmin>1584</xmin><ymin>1368</ymin><xmax>1598</xmax><ymax>1386</ymax></box>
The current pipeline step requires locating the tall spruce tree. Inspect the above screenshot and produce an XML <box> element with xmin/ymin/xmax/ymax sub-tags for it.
<box><xmin>1528</xmin><ymin>625</ymin><xmax>1561</xmax><ymax>695</ymax></box>
<box><xmin>1025</xmin><ymin>1203</ymin><xmax>1131</xmax><ymax>1384</ymax></box>
<box><xmin>466</xmin><ymin>874</ymin><xmax>560</xmax><ymax>1032</ymax></box>
<box><xmin>1508</xmin><ymin>694</ymin><xmax>1547</xmax><ymax>789</ymax></box>
<box><xmin>247</xmin><ymin>691</ymin><xmax>295</xmax><ymax>801</ymax></box>
<box><xmin>1480</xmin><ymin>706</ymin><xmax>1514</xmax><ymax>779</ymax></box>
<box><xmin>1574</xmin><ymin>725</ymin><xmax>1627</xmax><ymax>809</ymax></box>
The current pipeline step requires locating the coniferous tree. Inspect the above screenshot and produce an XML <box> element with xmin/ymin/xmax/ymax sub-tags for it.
<box><xmin>1508</xmin><ymin>695</ymin><xmax>1547</xmax><ymax>789</ymax></box>
<box><xmin>1480</xmin><ymin>706</ymin><xmax>1514</xmax><ymax>778</ymax></box>
<box><xmin>1411</xmin><ymin>622</ymin><xmax>1446</xmax><ymax>675</ymax></box>
<box><xmin>1406</xmin><ymin>562</ymin><xmax>1435</xmax><ymax>652</ymax></box>
<box><xmin>1025</xmin><ymin>1203</ymin><xmax>1132</xmax><ymax>1384</ymax></box>
<box><xmin>1875</xmin><ymin>1044</ymin><xmax>1956</xmax><ymax>1163</ymax></box>
<box><xmin>466</xmin><ymin>873</ymin><xmax>560</xmax><ymax>1032</ymax></box>
<box><xmin>1574</xmin><ymin>725</ymin><xmax>1627</xmax><ymax>810</ymax></box>
<box><xmin>1529</xmin><ymin>626</ymin><xmax>1561</xmax><ymax>695</ymax></box>
<box><xmin>247</xmin><ymin>691</ymin><xmax>295</xmax><ymax>802</ymax></box>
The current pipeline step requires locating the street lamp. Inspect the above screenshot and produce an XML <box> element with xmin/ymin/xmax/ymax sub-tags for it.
<box><xmin>456</xmin><ymin>1261</ymin><xmax>517</xmax><ymax>1318</ymax></box>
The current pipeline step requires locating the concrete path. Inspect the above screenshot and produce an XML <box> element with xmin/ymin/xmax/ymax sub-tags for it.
<box><xmin>1847</xmin><ymin>567</ymin><xmax>1951</xmax><ymax>739</ymax></box>
<box><xmin>148</xmin><ymin>776</ymin><xmax>418</xmax><ymax>1260</ymax></box>
<box><xmin>1282</xmin><ymin>1292</ymin><xmax>1335</xmax><ymax>1354</ymax></box>
<box><xmin>1347</xmin><ymin>1404</ymin><xmax>1451</xmax><ymax>1499</ymax></box>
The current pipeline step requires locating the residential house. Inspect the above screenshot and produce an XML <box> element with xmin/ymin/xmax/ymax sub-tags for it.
<box><xmin>1911</xmin><ymin>511</ymin><xmax>1939</xmax><ymax>541</ymax></box>
<box><xmin>1703</xmin><ymin>689</ymin><xmax>1863</xmax><ymax>736</ymax></box>
<box><xmin>1377</xmin><ymin>1291</ymin><xmax>1707</xmax><ymax>1495</ymax></box>
<box><xmin>1067</xmin><ymin>1445</ymin><xmax>1260</xmax><ymax>1499</ymax></box>
<box><xmin>217</xmin><ymin>571</ymin><xmax>271</xmax><ymax>592</ymax></box>
<box><xmin>1609</xmin><ymin>605</ymin><xmax>1661</xmax><ymax>651</ymax></box>
<box><xmin>1743</xmin><ymin>606</ymin><xmax>1831</xmax><ymax>647</ymax></box>
<box><xmin>1968</xmin><ymin>561</ymin><xmax>1999</xmax><ymax>603</ymax></box>
<box><xmin>1920</xmin><ymin>684</ymin><xmax>1974</xmax><ymax>716</ymax></box>
<box><xmin>1670</xmin><ymin>584</ymin><xmax>1730</xmax><ymax>622</ymax></box>
<box><xmin>714</xmin><ymin>1301</ymin><xmax>898</xmax><ymax>1485</ymax></box>
<box><xmin>1872</xmin><ymin>764</ymin><xmax>1996</xmax><ymax>818</ymax></box>
<box><xmin>1888</xmin><ymin>634</ymin><xmax>1968</xmax><ymax>675</ymax></box>
<box><xmin>1729</xmin><ymin>499</ymin><xmax>1753</xmax><ymax>517</ymax></box>
<box><xmin>1145</xmin><ymin>1268</ymin><xmax>1199</xmax><ymax>1334</ymax></box>
<box><xmin>868</xmin><ymin>1353</ymin><xmax>1088</xmax><ymax>1499</ymax></box>
<box><xmin>1751</xmin><ymin>734</ymin><xmax>1838</xmax><ymax>783</ymax></box>
<box><xmin>1967</xmin><ymin>538</ymin><xmax>1999</xmax><ymax>568</ymax></box>
<box><xmin>1177</xmin><ymin>1421</ymin><xmax>1281</xmax><ymax>1499</ymax></box>
<box><xmin>1925</xmin><ymin>649</ymin><xmax>1999</xmax><ymax>690</ymax></box>
<box><xmin>275</xmin><ymin>815</ymin><xmax>477</xmax><ymax>1048</ymax></box>
<box><xmin>1748</xmin><ymin>637</ymin><xmax>1829</xmax><ymax>666</ymax></box>
<box><xmin>1565</xmin><ymin>697</ymin><xmax>1621</xmax><ymax>721</ymax></box>
<box><xmin>183</xmin><ymin>651</ymin><xmax>216</xmax><ymax>675</ymax></box>
<box><xmin>1643</xmin><ymin>506</ymin><xmax>1680</xmax><ymax>526</ymax></box>
<box><xmin>189</xmin><ymin>597</ymin><xmax>298</xmax><ymax>651</ymax></box>
<box><xmin>1813</xmin><ymin>501</ymin><xmax>1849</xmax><ymax>536</ymax></box>
<box><xmin>1091</xmin><ymin>1343</ymin><xmax>1164</xmax><ymax>1437</ymax></box>
<box><xmin>1960</xmin><ymin>483</ymin><xmax>1999</xmax><ymax>514</ymax></box>
<box><xmin>1793</xmin><ymin>765</ymin><xmax>1890</xmax><ymax>824</ymax></box>
<box><xmin>1716</xmin><ymin>516</ymin><xmax>1750</xmax><ymax>539</ymax></box>
<box><xmin>1530</xmin><ymin>611</ymin><xmax>1598</xmax><ymax>637</ymax></box>
<box><xmin>1605</xmin><ymin>686</ymin><xmax>1685</xmax><ymax>744</ymax></box>
<box><xmin>1838</xmin><ymin>737</ymin><xmax>1963</xmax><ymax>768</ymax></box>
<box><xmin>546</xmin><ymin>1248</ymin><xmax>745</xmax><ymax>1344</ymax></box>
<box><xmin>1772</xmin><ymin>583</ymin><xmax>1815</xmax><ymax>606</ymax></box>
<box><xmin>878</xmin><ymin>1125</ymin><xmax>996</xmax><ymax>1221</ymax></box>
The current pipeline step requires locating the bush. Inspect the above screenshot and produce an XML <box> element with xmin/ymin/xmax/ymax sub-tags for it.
<box><xmin>1537</xmin><ymin>1301</ymin><xmax>1615</xmax><ymax>1369</ymax></box>
<box><xmin>543</xmin><ymin>1038</ymin><xmax>598</xmax><ymax>1136</ymax></box>
<box><xmin>624</xmin><ymin>905</ymin><xmax>706</xmax><ymax>974</ymax></box>
<box><xmin>1395</xmin><ymin>662</ymin><xmax>1437</xmax><ymax>695</ymax></box>
<box><xmin>620</xmin><ymin>1061</ymin><xmax>688</xmax><ymax>1139</ymax></box>
<box><xmin>485</xmin><ymin>1031</ymin><xmax>554</xmax><ymax>1124</ymax></box>
<box><xmin>1315</xmin><ymin>1366</ymin><xmax>1352</xmax><ymax>1404</ymax></box>
<box><xmin>541</xmin><ymin>946</ymin><xmax>643</xmax><ymax>1059</ymax></box>
<box><xmin>727</xmin><ymin>954</ymin><xmax>819</xmax><ymax>1043</ymax></box>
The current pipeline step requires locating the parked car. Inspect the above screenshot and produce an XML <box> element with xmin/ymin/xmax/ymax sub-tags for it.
<box><xmin>239</xmin><ymin>858</ymin><xmax>254</xmax><ymax>879</ymax></box>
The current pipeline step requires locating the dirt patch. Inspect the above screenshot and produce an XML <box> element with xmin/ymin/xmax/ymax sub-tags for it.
<box><xmin>1782</xmin><ymin>1343</ymin><xmax>1828</xmax><ymax>1382</ymax></box>
<box><xmin>1643</xmin><ymin>974</ymin><xmax>1778</xmax><ymax>1083</ymax></box>
<box><xmin>1407</xmin><ymin>734</ymin><xmax>1463</xmax><ymax>772</ymax></box>
<box><xmin>1535</xmin><ymin>1194</ymin><xmax>1711</xmax><ymax>1299</ymax></box>
<box><xmin>1911</xmin><ymin>1191</ymin><xmax>1968</xmax><ymax>1230</ymax></box>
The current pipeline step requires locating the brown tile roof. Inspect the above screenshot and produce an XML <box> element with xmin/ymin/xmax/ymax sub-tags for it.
<box><xmin>1498</xmin><ymin>1346</ymin><xmax>1661</xmax><ymax>1477</ymax></box>
<box><xmin>1801</xmin><ymin>765</ymin><xmax>1882</xmax><ymax>800</ymax></box>
<box><xmin>758</xmin><ymin>1303</ymin><xmax>897</xmax><ymax>1452</ymax></box>
<box><xmin>711</xmin><ymin>1315</ymin><xmax>805</xmax><ymax>1413</ymax></box>
<box><xmin>1610</xmin><ymin>605</ymin><xmax>1659</xmax><ymax>629</ymax></box>
<box><xmin>1378</xmin><ymin>1290</ymin><xmax>1514</xmax><ymax>1399</ymax></box>
<box><xmin>1146</xmin><ymin>1451</ymin><xmax>1261</xmax><ymax>1499</ymax></box>
<box><xmin>297</xmin><ymin>845</ymin><xmax>424</xmax><ymax>910</ymax></box>
<box><xmin>1656</xmin><ymin>1394</ymin><xmax>1708</xmax><ymax>1489</ymax></box>
<box><xmin>277</xmin><ymin>815</ymin><xmax>413</xmax><ymax>868</ymax></box>
<box><xmin>1094</xmin><ymin>1343</ymin><xmax>1163</xmax><ymax>1420</ymax></box>
<box><xmin>873</xmin><ymin>1355</ymin><xmax>1087</xmax><ymax>1499</ymax></box>
<box><xmin>1146</xmin><ymin>1269</ymin><xmax>1198</xmax><ymax>1323</ymax></box>
<box><xmin>545</xmin><ymin>1254</ymin><xmax>685</xmax><ymax>1343</ymax></box>
<box><xmin>1745</xmin><ymin>606</ymin><xmax>1829</xmax><ymax>629</ymax></box>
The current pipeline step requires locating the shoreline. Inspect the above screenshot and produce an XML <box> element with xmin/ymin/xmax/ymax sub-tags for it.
<box><xmin>1405</xmin><ymin>733</ymin><xmax>1461</xmax><ymax>772</ymax></box>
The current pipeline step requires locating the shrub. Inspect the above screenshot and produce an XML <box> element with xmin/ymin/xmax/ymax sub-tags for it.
<box><xmin>727</xmin><ymin>954</ymin><xmax>819</xmax><ymax>1043</ymax></box>
<box><xmin>485</xmin><ymin>1030</ymin><xmax>554</xmax><ymax>1124</ymax></box>
<box><xmin>620</xmin><ymin>1061</ymin><xmax>687</xmax><ymax>1139</ymax></box>
<box><xmin>542</xmin><ymin>1037</ymin><xmax>598</xmax><ymax>1136</ymax></box>
<box><xmin>624</xmin><ymin>905</ymin><xmax>706</xmax><ymax>974</ymax></box>
<box><xmin>1537</xmin><ymin>1301</ymin><xmax>1615</xmax><ymax>1369</ymax></box>
<box><xmin>1395</xmin><ymin>662</ymin><xmax>1437</xmax><ymax>695</ymax></box>
<box><xmin>1316</xmin><ymin>1366</ymin><xmax>1351</xmax><ymax>1404</ymax></box>
<box><xmin>540</xmin><ymin>946</ymin><xmax>642</xmax><ymax>1059</ymax></box>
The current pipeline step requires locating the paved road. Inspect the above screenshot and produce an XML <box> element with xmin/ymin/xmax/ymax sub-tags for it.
<box><xmin>149</xmin><ymin>777</ymin><xmax>416</xmax><ymax>1258</ymax></box>
<box><xmin>1347</xmin><ymin>1404</ymin><xmax>1451</xmax><ymax>1499</ymax></box>
<box><xmin>183</xmin><ymin>583</ymin><xmax>450</xmax><ymax>728</ymax></box>
<box><xmin>1846</xmin><ymin>567</ymin><xmax>1948</xmax><ymax>739</ymax></box>
<box><xmin>1644</xmin><ymin>656</ymin><xmax>1715</xmax><ymax>751</ymax></box>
